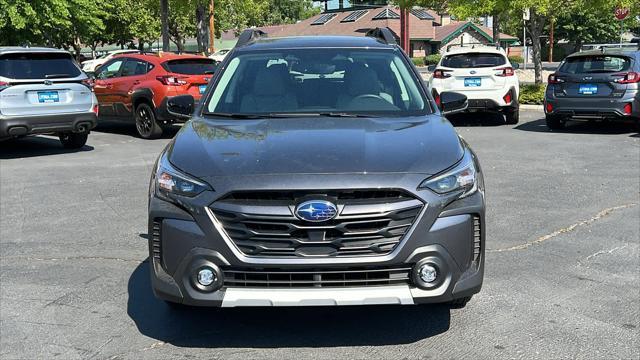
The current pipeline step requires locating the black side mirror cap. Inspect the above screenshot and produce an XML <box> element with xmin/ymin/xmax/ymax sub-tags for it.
<box><xmin>440</xmin><ymin>91</ymin><xmax>468</xmax><ymax>115</ymax></box>
<box><xmin>427</xmin><ymin>65</ymin><xmax>436</xmax><ymax>72</ymax></box>
<box><xmin>167</xmin><ymin>95</ymin><xmax>195</xmax><ymax>119</ymax></box>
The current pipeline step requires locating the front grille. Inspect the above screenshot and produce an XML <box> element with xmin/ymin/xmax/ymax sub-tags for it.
<box><xmin>151</xmin><ymin>220</ymin><xmax>162</xmax><ymax>262</ymax></box>
<box><xmin>223</xmin><ymin>266</ymin><xmax>412</xmax><ymax>288</ymax></box>
<box><xmin>211</xmin><ymin>190</ymin><xmax>424</xmax><ymax>258</ymax></box>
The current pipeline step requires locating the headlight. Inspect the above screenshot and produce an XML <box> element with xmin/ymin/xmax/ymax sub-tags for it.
<box><xmin>419</xmin><ymin>149</ymin><xmax>477</xmax><ymax>198</ymax></box>
<box><xmin>155</xmin><ymin>152</ymin><xmax>210</xmax><ymax>198</ymax></box>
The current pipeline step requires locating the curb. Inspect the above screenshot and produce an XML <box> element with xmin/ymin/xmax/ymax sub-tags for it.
<box><xmin>520</xmin><ymin>104</ymin><xmax>544</xmax><ymax>111</ymax></box>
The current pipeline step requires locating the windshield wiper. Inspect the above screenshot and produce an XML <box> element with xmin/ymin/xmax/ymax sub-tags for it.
<box><xmin>268</xmin><ymin>112</ymin><xmax>379</xmax><ymax>118</ymax></box>
<box><xmin>45</xmin><ymin>74</ymin><xmax>72</xmax><ymax>79</ymax></box>
<box><xmin>204</xmin><ymin>112</ymin><xmax>293</xmax><ymax>119</ymax></box>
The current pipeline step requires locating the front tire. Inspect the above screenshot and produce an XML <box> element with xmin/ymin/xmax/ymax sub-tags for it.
<box><xmin>545</xmin><ymin>115</ymin><xmax>566</xmax><ymax>130</ymax></box>
<box><xmin>505</xmin><ymin>109</ymin><xmax>519</xmax><ymax>125</ymax></box>
<box><xmin>135</xmin><ymin>103</ymin><xmax>163</xmax><ymax>139</ymax></box>
<box><xmin>58</xmin><ymin>132</ymin><xmax>88</xmax><ymax>149</ymax></box>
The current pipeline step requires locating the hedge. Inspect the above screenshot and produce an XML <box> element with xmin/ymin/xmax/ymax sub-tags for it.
<box><xmin>411</xmin><ymin>57</ymin><xmax>425</xmax><ymax>67</ymax></box>
<box><xmin>519</xmin><ymin>84</ymin><xmax>545</xmax><ymax>105</ymax></box>
<box><xmin>508</xmin><ymin>55</ymin><xmax>524</xmax><ymax>65</ymax></box>
<box><xmin>425</xmin><ymin>54</ymin><xmax>441</xmax><ymax>65</ymax></box>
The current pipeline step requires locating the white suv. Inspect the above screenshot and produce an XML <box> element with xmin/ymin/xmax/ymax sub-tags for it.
<box><xmin>81</xmin><ymin>49</ymin><xmax>140</xmax><ymax>73</ymax></box>
<box><xmin>428</xmin><ymin>45</ymin><xmax>520</xmax><ymax>124</ymax></box>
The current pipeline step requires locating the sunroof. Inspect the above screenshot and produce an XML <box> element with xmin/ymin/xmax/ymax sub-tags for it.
<box><xmin>372</xmin><ymin>8</ymin><xmax>400</xmax><ymax>20</ymax></box>
<box><xmin>341</xmin><ymin>10</ymin><xmax>368</xmax><ymax>23</ymax></box>
<box><xmin>311</xmin><ymin>13</ymin><xmax>338</xmax><ymax>25</ymax></box>
<box><xmin>411</xmin><ymin>9</ymin><xmax>435</xmax><ymax>20</ymax></box>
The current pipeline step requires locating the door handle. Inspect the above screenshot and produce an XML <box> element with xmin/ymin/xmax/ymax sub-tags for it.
<box><xmin>133</xmin><ymin>80</ymin><xmax>141</xmax><ymax>85</ymax></box>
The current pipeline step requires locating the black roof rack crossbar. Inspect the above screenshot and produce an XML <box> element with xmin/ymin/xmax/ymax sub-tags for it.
<box><xmin>235</xmin><ymin>29</ymin><xmax>267</xmax><ymax>48</ymax></box>
<box><xmin>365</xmin><ymin>27</ymin><xmax>397</xmax><ymax>46</ymax></box>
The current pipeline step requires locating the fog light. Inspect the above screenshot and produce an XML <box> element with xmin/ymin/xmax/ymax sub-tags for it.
<box><xmin>419</xmin><ymin>264</ymin><xmax>438</xmax><ymax>283</ymax></box>
<box><xmin>197</xmin><ymin>268</ymin><xmax>216</xmax><ymax>286</ymax></box>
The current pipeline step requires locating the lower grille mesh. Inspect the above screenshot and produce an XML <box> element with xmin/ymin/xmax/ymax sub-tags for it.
<box><xmin>151</xmin><ymin>221</ymin><xmax>162</xmax><ymax>262</ymax></box>
<box><xmin>473</xmin><ymin>215</ymin><xmax>481</xmax><ymax>263</ymax></box>
<box><xmin>223</xmin><ymin>266</ymin><xmax>412</xmax><ymax>288</ymax></box>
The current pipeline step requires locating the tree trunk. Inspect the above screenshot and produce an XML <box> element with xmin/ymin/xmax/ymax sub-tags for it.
<box><xmin>160</xmin><ymin>0</ymin><xmax>170</xmax><ymax>52</ymax></box>
<box><xmin>526</xmin><ymin>9</ymin><xmax>546</xmax><ymax>84</ymax></box>
<box><xmin>196</xmin><ymin>4</ymin><xmax>209</xmax><ymax>53</ymax></box>
<box><xmin>492</xmin><ymin>12</ymin><xmax>500</xmax><ymax>46</ymax></box>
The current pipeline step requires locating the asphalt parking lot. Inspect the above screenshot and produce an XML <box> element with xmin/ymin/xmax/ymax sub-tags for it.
<box><xmin>1</xmin><ymin>110</ymin><xmax>638</xmax><ymax>359</ymax></box>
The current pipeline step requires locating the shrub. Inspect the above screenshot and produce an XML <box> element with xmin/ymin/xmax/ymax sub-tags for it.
<box><xmin>411</xmin><ymin>57</ymin><xmax>426</xmax><ymax>67</ymax></box>
<box><xmin>425</xmin><ymin>54</ymin><xmax>441</xmax><ymax>65</ymax></box>
<box><xmin>508</xmin><ymin>55</ymin><xmax>524</xmax><ymax>64</ymax></box>
<box><xmin>519</xmin><ymin>84</ymin><xmax>545</xmax><ymax>105</ymax></box>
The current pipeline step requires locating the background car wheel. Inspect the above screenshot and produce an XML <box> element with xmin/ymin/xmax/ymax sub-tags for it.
<box><xmin>58</xmin><ymin>132</ymin><xmax>88</xmax><ymax>149</ymax></box>
<box><xmin>505</xmin><ymin>109</ymin><xmax>519</xmax><ymax>125</ymax></box>
<box><xmin>135</xmin><ymin>103</ymin><xmax>163</xmax><ymax>139</ymax></box>
<box><xmin>545</xmin><ymin>115</ymin><xmax>566</xmax><ymax>130</ymax></box>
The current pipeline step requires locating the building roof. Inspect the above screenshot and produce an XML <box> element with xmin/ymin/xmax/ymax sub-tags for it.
<box><xmin>434</xmin><ymin>21</ymin><xmax>518</xmax><ymax>43</ymax></box>
<box><xmin>263</xmin><ymin>6</ymin><xmax>438</xmax><ymax>41</ymax></box>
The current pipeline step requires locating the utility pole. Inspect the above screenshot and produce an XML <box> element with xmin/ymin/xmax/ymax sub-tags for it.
<box><xmin>160</xmin><ymin>0</ymin><xmax>169</xmax><ymax>51</ymax></box>
<box><xmin>208</xmin><ymin>0</ymin><xmax>215</xmax><ymax>54</ymax></box>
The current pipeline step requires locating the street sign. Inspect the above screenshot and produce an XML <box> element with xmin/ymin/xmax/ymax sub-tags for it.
<box><xmin>615</xmin><ymin>7</ymin><xmax>630</xmax><ymax>21</ymax></box>
<box><xmin>523</xmin><ymin>8</ymin><xmax>530</xmax><ymax>21</ymax></box>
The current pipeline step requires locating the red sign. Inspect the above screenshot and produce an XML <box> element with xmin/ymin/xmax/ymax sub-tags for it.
<box><xmin>615</xmin><ymin>7</ymin><xmax>630</xmax><ymax>20</ymax></box>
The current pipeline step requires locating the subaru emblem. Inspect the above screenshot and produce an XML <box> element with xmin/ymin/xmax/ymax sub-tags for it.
<box><xmin>470</xmin><ymin>70</ymin><xmax>477</xmax><ymax>75</ymax></box>
<box><xmin>295</xmin><ymin>200</ymin><xmax>338</xmax><ymax>222</ymax></box>
<box><xmin>44</xmin><ymin>80</ymin><xmax>53</xmax><ymax>85</ymax></box>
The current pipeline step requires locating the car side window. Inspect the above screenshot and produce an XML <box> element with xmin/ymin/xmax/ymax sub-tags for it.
<box><xmin>121</xmin><ymin>59</ymin><xmax>150</xmax><ymax>77</ymax></box>
<box><xmin>96</xmin><ymin>59</ymin><xmax>124</xmax><ymax>79</ymax></box>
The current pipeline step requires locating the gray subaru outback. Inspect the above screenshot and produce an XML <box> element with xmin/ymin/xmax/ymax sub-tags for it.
<box><xmin>147</xmin><ymin>29</ymin><xmax>484</xmax><ymax>308</ymax></box>
<box><xmin>0</xmin><ymin>47</ymin><xmax>98</xmax><ymax>148</ymax></box>
<box><xmin>545</xmin><ymin>46</ymin><xmax>640</xmax><ymax>130</ymax></box>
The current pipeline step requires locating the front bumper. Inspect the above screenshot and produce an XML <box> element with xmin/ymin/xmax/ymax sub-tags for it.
<box><xmin>0</xmin><ymin>111</ymin><xmax>97</xmax><ymax>138</ymax></box>
<box><xmin>148</xmin><ymin>172</ymin><xmax>485</xmax><ymax>307</ymax></box>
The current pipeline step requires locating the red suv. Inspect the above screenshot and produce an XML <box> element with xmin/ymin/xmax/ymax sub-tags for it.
<box><xmin>92</xmin><ymin>52</ymin><xmax>216</xmax><ymax>138</ymax></box>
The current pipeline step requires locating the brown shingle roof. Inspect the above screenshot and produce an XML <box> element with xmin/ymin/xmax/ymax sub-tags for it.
<box><xmin>434</xmin><ymin>21</ymin><xmax>518</xmax><ymax>42</ymax></box>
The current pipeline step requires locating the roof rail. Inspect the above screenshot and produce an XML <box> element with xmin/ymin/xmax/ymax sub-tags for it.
<box><xmin>446</xmin><ymin>42</ymin><xmax>503</xmax><ymax>52</ymax></box>
<box><xmin>235</xmin><ymin>29</ymin><xmax>267</xmax><ymax>48</ymax></box>
<box><xmin>365</xmin><ymin>27</ymin><xmax>397</xmax><ymax>46</ymax></box>
<box><xmin>580</xmin><ymin>42</ymin><xmax>639</xmax><ymax>52</ymax></box>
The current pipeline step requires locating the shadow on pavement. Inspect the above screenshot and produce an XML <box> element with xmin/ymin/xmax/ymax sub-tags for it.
<box><xmin>94</xmin><ymin>121</ymin><xmax>180</xmax><ymax>139</ymax></box>
<box><xmin>447</xmin><ymin>112</ymin><xmax>506</xmax><ymax>127</ymax></box>
<box><xmin>0</xmin><ymin>136</ymin><xmax>94</xmax><ymax>159</ymax></box>
<box><xmin>127</xmin><ymin>260</ymin><xmax>451</xmax><ymax>348</ymax></box>
<box><xmin>515</xmin><ymin>119</ymin><xmax>638</xmax><ymax>135</ymax></box>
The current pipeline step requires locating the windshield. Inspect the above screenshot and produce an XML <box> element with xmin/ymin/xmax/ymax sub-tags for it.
<box><xmin>0</xmin><ymin>52</ymin><xmax>81</xmax><ymax>79</ymax></box>
<box><xmin>441</xmin><ymin>53</ymin><xmax>507</xmax><ymax>68</ymax></box>
<box><xmin>559</xmin><ymin>55</ymin><xmax>632</xmax><ymax>74</ymax></box>
<box><xmin>205</xmin><ymin>48</ymin><xmax>429</xmax><ymax>116</ymax></box>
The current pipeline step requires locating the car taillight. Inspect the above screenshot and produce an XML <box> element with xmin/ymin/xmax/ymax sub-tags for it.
<box><xmin>503</xmin><ymin>91</ymin><xmax>512</xmax><ymax>104</ymax></box>
<box><xmin>613</xmin><ymin>72</ymin><xmax>640</xmax><ymax>84</ymax></box>
<box><xmin>92</xmin><ymin>104</ymin><xmax>99</xmax><ymax>116</ymax></box>
<box><xmin>495</xmin><ymin>67</ymin><xmax>515</xmax><ymax>77</ymax></box>
<box><xmin>548</xmin><ymin>74</ymin><xmax>565</xmax><ymax>84</ymax></box>
<box><xmin>0</xmin><ymin>81</ymin><xmax>10</xmax><ymax>92</ymax></box>
<box><xmin>156</xmin><ymin>76</ymin><xmax>188</xmax><ymax>85</ymax></box>
<box><xmin>433</xmin><ymin>90</ymin><xmax>441</xmax><ymax>107</ymax></box>
<box><xmin>433</xmin><ymin>70</ymin><xmax>451</xmax><ymax>79</ymax></box>
<box><xmin>623</xmin><ymin>103</ymin><xmax>632</xmax><ymax>115</ymax></box>
<box><xmin>546</xmin><ymin>102</ymin><xmax>553</xmax><ymax>113</ymax></box>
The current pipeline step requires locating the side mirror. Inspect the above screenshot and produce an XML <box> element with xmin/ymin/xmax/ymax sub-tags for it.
<box><xmin>427</xmin><ymin>64</ymin><xmax>436</xmax><ymax>72</ymax></box>
<box><xmin>440</xmin><ymin>92</ymin><xmax>468</xmax><ymax>115</ymax></box>
<box><xmin>511</xmin><ymin>62</ymin><xmax>520</xmax><ymax>70</ymax></box>
<box><xmin>167</xmin><ymin>95</ymin><xmax>195</xmax><ymax>119</ymax></box>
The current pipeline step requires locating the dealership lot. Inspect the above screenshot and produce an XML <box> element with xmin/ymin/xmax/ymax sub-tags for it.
<box><xmin>0</xmin><ymin>110</ymin><xmax>638</xmax><ymax>359</ymax></box>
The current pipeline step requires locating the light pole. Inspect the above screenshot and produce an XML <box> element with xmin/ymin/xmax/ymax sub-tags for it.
<box><xmin>160</xmin><ymin>0</ymin><xmax>169</xmax><ymax>52</ymax></box>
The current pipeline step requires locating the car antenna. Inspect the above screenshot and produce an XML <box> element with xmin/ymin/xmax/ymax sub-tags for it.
<box><xmin>365</xmin><ymin>27</ymin><xmax>397</xmax><ymax>46</ymax></box>
<box><xmin>235</xmin><ymin>29</ymin><xmax>267</xmax><ymax>48</ymax></box>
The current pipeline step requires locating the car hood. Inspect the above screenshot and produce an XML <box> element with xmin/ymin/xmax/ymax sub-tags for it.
<box><xmin>169</xmin><ymin>115</ymin><xmax>464</xmax><ymax>178</ymax></box>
